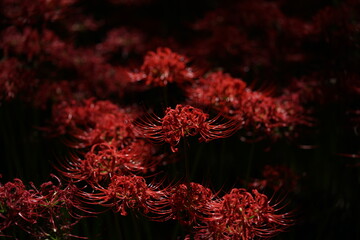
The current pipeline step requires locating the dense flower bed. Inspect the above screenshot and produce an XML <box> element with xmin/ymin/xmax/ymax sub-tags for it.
<box><xmin>0</xmin><ymin>0</ymin><xmax>359</xmax><ymax>239</ymax></box>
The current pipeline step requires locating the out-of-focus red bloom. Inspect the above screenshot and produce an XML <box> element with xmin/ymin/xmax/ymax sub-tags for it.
<box><xmin>32</xmin><ymin>81</ymin><xmax>74</xmax><ymax>108</ymax></box>
<box><xmin>50</xmin><ymin>99</ymin><xmax>137</xmax><ymax>148</ymax></box>
<box><xmin>187</xmin><ymin>71</ymin><xmax>309</xmax><ymax>139</ymax></box>
<box><xmin>1</xmin><ymin>26</ymin><xmax>131</xmax><ymax>100</ymax></box>
<box><xmin>195</xmin><ymin>188</ymin><xmax>291</xmax><ymax>240</ymax></box>
<box><xmin>188</xmin><ymin>0</ymin><xmax>288</xmax><ymax>71</ymax></box>
<box><xmin>1</xmin><ymin>27</ymin><xmax>71</xmax><ymax>65</ymax></box>
<box><xmin>1</xmin><ymin>0</ymin><xmax>76</xmax><ymax>25</ymax></box>
<box><xmin>281</xmin><ymin>75</ymin><xmax>324</xmax><ymax>106</ymax></box>
<box><xmin>240</xmin><ymin>91</ymin><xmax>307</xmax><ymax>133</ymax></box>
<box><xmin>96</xmin><ymin>27</ymin><xmax>145</xmax><ymax>57</ymax></box>
<box><xmin>78</xmin><ymin>63</ymin><xmax>132</xmax><ymax>99</ymax></box>
<box><xmin>65</xmin><ymin>14</ymin><xmax>101</xmax><ymax>33</ymax></box>
<box><xmin>188</xmin><ymin>71</ymin><xmax>247</xmax><ymax>115</ymax></box>
<box><xmin>107</xmin><ymin>0</ymin><xmax>153</xmax><ymax>5</ymax></box>
<box><xmin>136</xmin><ymin>104</ymin><xmax>240</xmax><ymax>152</ymax></box>
<box><xmin>312</xmin><ymin>2</ymin><xmax>358</xmax><ymax>41</ymax></box>
<box><xmin>129</xmin><ymin>47</ymin><xmax>197</xmax><ymax>87</ymax></box>
<box><xmin>0</xmin><ymin>58</ymin><xmax>35</xmax><ymax>101</ymax></box>
<box><xmin>248</xmin><ymin>165</ymin><xmax>299</xmax><ymax>192</ymax></box>
<box><xmin>1</xmin><ymin>27</ymin><xmax>42</xmax><ymax>60</ymax></box>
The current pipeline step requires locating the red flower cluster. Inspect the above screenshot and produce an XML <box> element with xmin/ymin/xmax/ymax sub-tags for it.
<box><xmin>49</xmin><ymin>98</ymin><xmax>167</xmax><ymax>193</ymax></box>
<box><xmin>43</xmin><ymin>87</ymin><xmax>293</xmax><ymax>240</ymax></box>
<box><xmin>82</xmin><ymin>179</ymin><xmax>291</xmax><ymax>240</ymax></box>
<box><xmin>187</xmin><ymin>71</ymin><xmax>309</xmax><ymax>138</ymax></box>
<box><xmin>2</xmin><ymin>0</ymin><xmax>358</xmax><ymax>238</ymax></box>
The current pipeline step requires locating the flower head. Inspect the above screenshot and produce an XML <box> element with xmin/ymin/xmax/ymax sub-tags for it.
<box><xmin>187</xmin><ymin>71</ymin><xmax>247</xmax><ymax>115</ymax></box>
<box><xmin>59</xmin><ymin>140</ymin><xmax>161</xmax><ymax>184</ymax></box>
<box><xmin>0</xmin><ymin>176</ymin><xmax>85</xmax><ymax>238</ymax></box>
<box><xmin>196</xmin><ymin>188</ymin><xmax>292</xmax><ymax>240</ymax></box>
<box><xmin>86</xmin><ymin>175</ymin><xmax>161</xmax><ymax>216</ymax></box>
<box><xmin>50</xmin><ymin>99</ymin><xmax>137</xmax><ymax>148</ymax></box>
<box><xmin>129</xmin><ymin>47</ymin><xmax>196</xmax><ymax>87</ymax></box>
<box><xmin>136</xmin><ymin>104</ymin><xmax>240</xmax><ymax>152</ymax></box>
<box><xmin>165</xmin><ymin>182</ymin><xmax>220</xmax><ymax>225</ymax></box>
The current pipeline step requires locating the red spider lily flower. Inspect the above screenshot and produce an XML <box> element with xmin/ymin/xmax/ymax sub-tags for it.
<box><xmin>0</xmin><ymin>178</ymin><xmax>39</xmax><ymax>232</ymax></box>
<box><xmin>129</xmin><ymin>47</ymin><xmax>197</xmax><ymax>87</ymax></box>
<box><xmin>85</xmin><ymin>175</ymin><xmax>163</xmax><ymax>216</ymax></box>
<box><xmin>240</xmin><ymin>91</ymin><xmax>286</xmax><ymax>131</ymax></box>
<box><xmin>59</xmin><ymin>143</ymin><xmax>133</xmax><ymax>184</ymax></box>
<box><xmin>155</xmin><ymin>182</ymin><xmax>220</xmax><ymax>226</ymax></box>
<box><xmin>35</xmin><ymin>175</ymin><xmax>89</xmax><ymax>219</ymax></box>
<box><xmin>195</xmin><ymin>188</ymin><xmax>292</xmax><ymax>240</ymax></box>
<box><xmin>0</xmin><ymin>176</ymin><xmax>86</xmax><ymax>239</ymax></box>
<box><xmin>136</xmin><ymin>104</ymin><xmax>240</xmax><ymax>152</ymax></box>
<box><xmin>118</xmin><ymin>138</ymin><xmax>164</xmax><ymax>172</ymax></box>
<box><xmin>59</xmin><ymin>140</ymin><xmax>161</xmax><ymax>184</ymax></box>
<box><xmin>235</xmin><ymin>90</ymin><xmax>309</xmax><ymax>139</ymax></box>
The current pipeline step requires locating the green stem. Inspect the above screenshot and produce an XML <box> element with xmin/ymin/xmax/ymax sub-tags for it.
<box><xmin>131</xmin><ymin>212</ymin><xmax>142</xmax><ymax>240</ymax></box>
<box><xmin>162</xmin><ymin>86</ymin><xmax>169</xmax><ymax>107</ymax></box>
<box><xmin>113</xmin><ymin>213</ymin><xmax>124</xmax><ymax>240</ymax></box>
<box><xmin>245</xmin><ymin>143</ymin><xmax>255</xmax><ymax>184</ymax></box>
<box><xmin>172</xmin><ymin>223</ymin><xmax>180</xmax><ymax>240</ymax></box>
<box><xmin>217</xmin><ymin>140</ymin><xmax>227</xmax><ymax>183</ymax></box>
<box><xmin>190</xmin><ymin>144</ymin><xmax>203</xmax><ymax>179</ymax></box>
<box><xmin>183</xmin><ymin>138</ymin><xmax>190</xmax><ymax>184</ymax></box>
